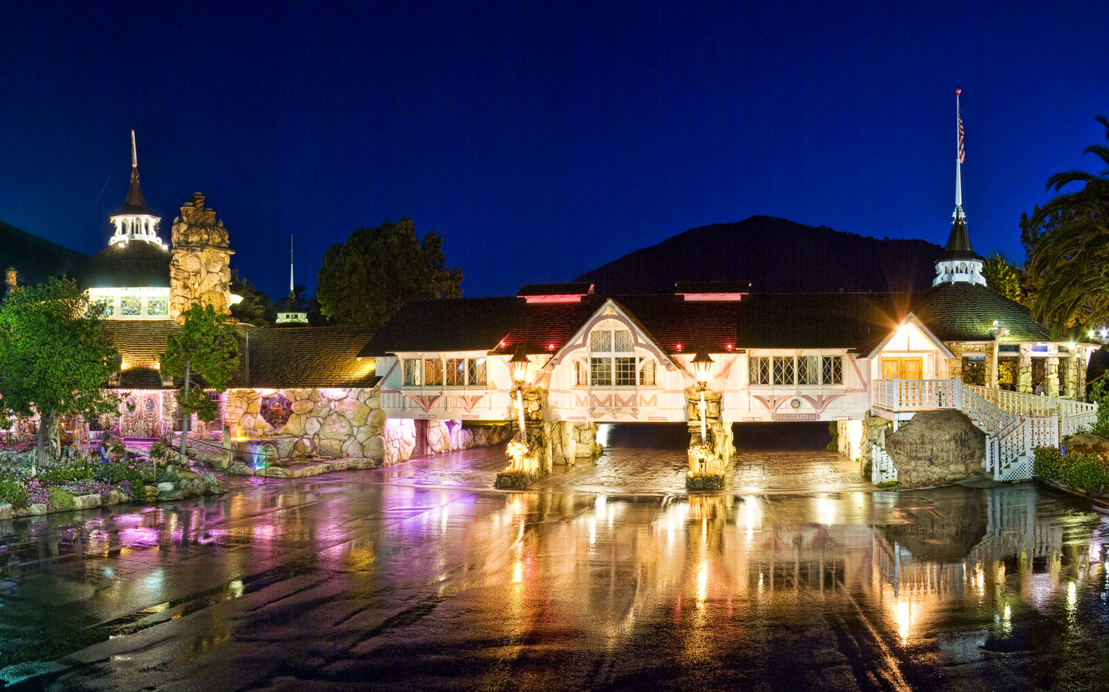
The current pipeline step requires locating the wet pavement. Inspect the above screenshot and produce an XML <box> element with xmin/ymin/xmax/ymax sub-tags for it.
<box><xmin>2</xmin><ymin>446</ymin><xmax>1109</xmax><ymax>690</ymax></box>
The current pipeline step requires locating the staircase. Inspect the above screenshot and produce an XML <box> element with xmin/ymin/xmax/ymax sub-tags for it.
<box><xmin>870</xmin><ymin>378</ymin><xmax>1097</xmax><ymax>483</ymax></box>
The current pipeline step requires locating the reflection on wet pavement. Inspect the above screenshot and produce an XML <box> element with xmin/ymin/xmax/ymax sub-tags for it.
<box><xmin>2</xmin><ymin>463</ymin><xmax>1109</xmax><ymax>689</ymax></box>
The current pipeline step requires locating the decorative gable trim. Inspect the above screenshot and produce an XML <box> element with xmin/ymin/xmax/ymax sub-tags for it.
<box><xmin>545</xmin><ymin>299</ymin><xmax>677</xmax><ymax>372</ymax></box>
<box><xmin>865</xmin><ymin>312</ymin><xmax>955</xmax><ymax>360</ymax></box>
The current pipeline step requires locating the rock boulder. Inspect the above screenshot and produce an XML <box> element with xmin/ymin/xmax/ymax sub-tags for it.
<box><xmin>884</xmin><ymin>410</ymin><xmax>986</xmax><ymax>488</ymax></box>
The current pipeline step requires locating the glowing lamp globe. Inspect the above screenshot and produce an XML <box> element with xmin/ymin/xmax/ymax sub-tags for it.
<box><xmin>510</xmin><ymin>348</ymin><xmax>530</xmax><ymax>385</ymax></box>
<box><xmin>691</xmin><ymin>351</ymin><xmax>714</xmax><ymax>385</ymax></box>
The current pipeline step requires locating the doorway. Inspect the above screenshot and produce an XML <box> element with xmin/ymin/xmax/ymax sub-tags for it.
<box><xmin>882</xmin><ymin>357</ymin><xmax>923</xmax><ymax>380</ymax></box>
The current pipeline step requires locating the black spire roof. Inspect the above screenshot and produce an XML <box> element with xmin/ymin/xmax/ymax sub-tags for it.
<box><xmin>935</xmin><ymin>216</ymin><xmax>983</xmax><ymax>263</ymax></box>
<box><xmin>75</xmin><ymin>240</ymin><xmax>170</xmax><ymax>289</ymax></box>
<box><xmin>115</xmin><ymin>166</ymin><xmax>150</xmax><ymax>216</ymax></box>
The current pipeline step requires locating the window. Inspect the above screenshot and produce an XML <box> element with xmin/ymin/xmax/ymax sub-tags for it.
<box><xmin>576</xmin><ymin>360</ymin><xmax>589</xmax><ymax>386</ymax></box>
<box><xmin>446</xmin><ymin>359</ymin><xmax>465</xmax><ymax>386</ymax></box>
<box><xmin>468</xmin><ymin>358</ymin><xmax>487</xmax><ymax>386</ymax></box>
<box><xmin>749</xmin><ymin>356</ymin><xmax>771</xmax><ymax>385</ymax></box>
<box><xmin>615</xmin><ymin>357</ymin><xmax>637</xmax><ymax>386</ymax></box>
<box><xmin>773</xmin><ymin>356</ymin><xmax>795</xmax><ymax>385</ymax></box>
<box><xmin>590</xmin><ymin>330</ymin><xmax>612</xmax><ymax>352</ymax></box>
<box><xmin>591</xmin><ymin>357</ymin><xmax>611</xmax><ymax>386</ymax></box>
<box><xmin>403</xmin><ymin>359</ymin><xmax>422</xmax><ymax>386</ymax></box>
<box><xmin>120</xmin><ymin>295</ymin><xmax>141</xmax><ymax>316</ymax></box>
<box><xmin>147</xmin><ymin>297</ymin><xmax>167</xmax><ymax>315</ymax></box>
<box><xmin>751</xmin><ymin>355</ymin><xmax>844</xmax><ymax>386</ymax></box>
<box><xmin>639</xmin><ymin>358</ymin><xmax>656</xmax><ymax>386</ymax></box>
<box><xmin>798</xmin><ymin>356</ymin><xmax>820</xmax><ymax>385</ymax></box>
<box><xmin>423</xmin><ymin>359</ymin><xmax>443</xmax><ymax>385</ymax></box>
<box><xmin>614</xmin><ymin>329</ymin><xmax>634</xmax><ymax>352</ymax></box>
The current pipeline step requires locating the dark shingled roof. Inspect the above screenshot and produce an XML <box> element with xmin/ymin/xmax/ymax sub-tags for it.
<box><xmin>360</xmin><ymin>297</ymin><xmax>520</xmax><ymax>356</ymax></box>
<box><xmin>100</xmin><ymin>320</ymin><xmax>253</xmax><ymax>389</ymax></box>
<box><xmin>247</xmin><ymin>326</ymin><xmax>378</xmax><ymax>388</ymax></box>
<box><xmin>913</xmin><ymin>282</ymin><xmax>1051</xmax><ymax>343</ymax></box>
<box><xmin>936</xmin><ymin>217</ymin><xmax>984</xmax><ymax>263</ymax></box>
<box><xmin>733</xmin><ymin>293</ymin><xmax>911</xmax><ymax>353</ymax></box>
<box><xmin>76</xmin><ymin>241</ymin><xmax>171</xmax><ymax>289</ymax></box>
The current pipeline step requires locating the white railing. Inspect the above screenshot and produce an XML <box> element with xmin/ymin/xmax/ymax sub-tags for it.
<box><xmin>966</xmin><ymin>384</ymin><xmax>1097</xmax><ymax>419</ymax></box>
<box><xmin>871</xmin><ymin>444</ymin><xmax>898</xmax><ymax>484</ymax></box>
<box><xmin>871</xmin><ymin>377</ymin><xmax>1099</xmax><ymax>483</ymax></box>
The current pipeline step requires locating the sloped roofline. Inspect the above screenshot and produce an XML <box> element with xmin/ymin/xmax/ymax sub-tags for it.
<box><xmin>544</xmin><ymin>298</ymin><xmax>678</xmax><ymax>372</ymax></box>
<box><xmin>864</xmin><ymin>312</ymin><xmax>955</xmax><ymax>360</ymax></box>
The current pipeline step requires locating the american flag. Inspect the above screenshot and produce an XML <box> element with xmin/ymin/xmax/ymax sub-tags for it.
<box><xmin>957</xmin><ymin>102</ymin><xmax>965</xmax><ymax>163</ymax></box>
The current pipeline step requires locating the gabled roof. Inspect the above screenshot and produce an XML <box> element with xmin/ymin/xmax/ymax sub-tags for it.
<box><xmin>100</xmin><ymin>319</ymin><xmax>252</xmax><ymax>390</ymax></box>
<box><xmin>542</xmin><ymin>298</ymin><xmax>679</xmax><ymax>371</ymax></box>
<box><xmin>359</xmin><ymin>297</ymin><xmax>519</xmax><ymax>357</ymax></box>
<box><xmin>732</xmin><ymin>293</ymin><xmax>911</xmax><ymax>353</ymax></box>
<box><xmin>913</xmin><ymin>282</ymin><xmax>1051</xmax><ymax>342</ymax></box>
<box><xmin>864</xmin><ymin>313</ymin><xmax>955</xmax><ymax>359</ymax></box>
<box><xmin>247</xmin><ymin>326</ymin><xmax>378</xmax><ymax>388</ymax></box>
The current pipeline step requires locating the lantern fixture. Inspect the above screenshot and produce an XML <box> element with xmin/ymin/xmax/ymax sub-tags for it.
<box><xmin>510</xmin><ymin>348</ymin><xmax>530</xmax><ymax>386</ymax></box>
<box><xmin>691</xmin><ymin>351</ymin><xmax>714</xmax><ymax>387</ymax></box>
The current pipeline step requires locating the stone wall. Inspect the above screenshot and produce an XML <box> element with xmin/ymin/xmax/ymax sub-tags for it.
<box><xmin>225</xmin><ymin>387</ymin><xmax>510</xmax><ymax>467</ymax></box>
<box><xmin>169</xmin><ymin>193</ymin><xmax>233</xmax><ymax>319</ymax></box>
<box><xmin>884</xmin><ymin>410</ymin><xmax>985</xmax><ymax>488</ymax></box>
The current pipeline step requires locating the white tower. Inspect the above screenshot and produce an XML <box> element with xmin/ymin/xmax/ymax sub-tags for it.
<box><xmin>109</xmin><ymin>130</ymin><xmax>165</xmax><ymax>249</ymax></box>
<box><xmin>933</xmin><ymin>89</ymin><xmax>986</xmax><ymax>287</ymax></box>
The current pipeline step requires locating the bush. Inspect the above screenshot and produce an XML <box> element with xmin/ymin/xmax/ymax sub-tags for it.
<box><xmin>1034</xmin><ymin>446</ymin><xmax>1109</xmax><ymax>494</ymax></box>
<box><xmin>876</xmin><ymin>480</ymin><xmax>900</xmax><ymax>490</ymax></box>
<box><xmin>0</xmin><ymin>478</ymin><xmax>28</xmax><ymax>509</ymax></box>
<box><xmin>37</xmin><ymin>457</ymin><xmax>97</xmax><ymax>485</ymax></box>
<box><xmin>1087</xmin><ymin>381</ymin><xmax>1109</xmax><ymax>438</ymax></box>
<box><xmin>862</xmin><ymin>460</ymin><xmax>873</xmax><ymax>481</ymax></box>
<box><xmin>46</xmin><ymin>487</ymin><xmax>76</xmax><ymax>510</ymax></box>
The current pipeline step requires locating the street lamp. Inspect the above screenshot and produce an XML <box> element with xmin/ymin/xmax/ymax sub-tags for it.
<box><xmin>510</xmin><ymin>348</ymin><xmax>530</xmax><ymax>386</ymax></box>
<box><xmin>691</xmin><ymin>351</ymin><xmax>714</xmax><ymax>445</ymax></box>
<box><xmin>509</xmin><ymin>348</ymin><xmax>530</xmax><ymax>441</ymax></box>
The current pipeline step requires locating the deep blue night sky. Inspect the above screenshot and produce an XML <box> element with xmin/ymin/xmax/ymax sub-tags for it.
<box><xmin>1</xmin><ymin>1</ymin><xmax>1105</xmax><ymax>301</ymax></box>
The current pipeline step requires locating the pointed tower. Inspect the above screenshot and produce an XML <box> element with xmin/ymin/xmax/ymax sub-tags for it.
<box><xmin>109</xmin><ymin>131</ymin><xmax>165</xmax><ymax>249</ymax></box>
<box><xmin>934</xmin><ymin>89</ymin><xmax>986</xmax><ymax>287</ymax></box>
<box><xmin>275</xmin><ymin>235</ymin><xmax>309</xmax><ymax>325</ymax></box>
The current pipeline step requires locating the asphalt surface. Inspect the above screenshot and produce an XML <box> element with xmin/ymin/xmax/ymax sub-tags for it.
<box><xmin>1</xmin><ymin>443</ymin><xmax>1108</xmax><ymax>691</ymax></box>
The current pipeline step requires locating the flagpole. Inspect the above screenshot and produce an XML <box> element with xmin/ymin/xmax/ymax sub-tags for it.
<box><xmin>955</xmin><ymin>88</ymin><xmax>963</xmax><ymax>219</ymax></box>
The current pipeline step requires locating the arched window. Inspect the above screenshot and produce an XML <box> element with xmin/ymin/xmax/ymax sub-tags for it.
<box><xmin>582</xmin><ymin>323</ymin><xmax>655</xmax><ymax>387</ymax></box>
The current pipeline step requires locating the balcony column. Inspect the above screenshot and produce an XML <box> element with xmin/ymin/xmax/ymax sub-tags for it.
<box><xmin>947</xmin><ymin>342</ymin><xmax>963</xmax><ymax>381</ymax></box>
<box><xmin>1017</xmin><ymin>344</ymin><xmax>1033</xmax><ymax>394</ymax></box>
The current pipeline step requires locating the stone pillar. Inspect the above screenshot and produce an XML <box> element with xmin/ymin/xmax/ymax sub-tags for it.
<box><xmin>983</xmin><ymin>347</ymin><xmax>996</xmax><ymax>390</ymax></box>
<box><xmin>686</xmin><ymin>387</ymin><xmax>731</xmax><ymax>490</ymax></box>
<box><xmin>169</xmin><ymin>193</ymin><xmax>235</xmax><ymax>320</ymax></box>
<box><xmin>1046</xmin><ymin>352</ymin><xmax>1059</xmax><ymax>398</ymax></box>
<box><xmin>1064</xmin><ymin>354</ymin><xmax>1077</xmax><ymax>399</ymax></box>
<box><xmin>946</xmin><ymin>342</ymin><xmax>963</xmax><ymax>381</ymax></box>
<box><xmin>1018</xmin><ymin>344</ymin><xmax>1033</xmax><ymax>394</ymax></box>
<box><xmin>497</xmin><ymin>386</ymin><xmax>550</xmax><ymax>488</ymax></box>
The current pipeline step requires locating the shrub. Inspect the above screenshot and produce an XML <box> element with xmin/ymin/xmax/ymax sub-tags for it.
<box><xmin>46</xmin><ymin>487</ymin><xmax>76</xmax><ymax>510</ymax></box>
<box><xmin>37</xmin><ymin>457</ymin><xmax>97</xmax><ymax>485</ymax></box>
<box><xmin>1034</xmin><ymin>446</ymin><xmax>1109</xmax><ymax>494</ymax></box>
<box><xmin>876</xmin><ymin>480</ymin><xmax>900</xmax><ymax>490</ymax></box>
<box><xmin>148</xmin><ymin>442</ymin><xmax>168</xmax><ymax>462</ymax></box>
<box><xmin>1087</xmin><ymin>381</ymin><xmax>1109</xmax><ymax>438</ymax></box>
<box><xmin>0</xmin><ymin>478</ymin><xmax>28</xmax><ymax>509</ymax></box>
<box><xmin>862</xmin><ymin>460</ymin><xmax>873</xmax><ymax>481</ymax></box>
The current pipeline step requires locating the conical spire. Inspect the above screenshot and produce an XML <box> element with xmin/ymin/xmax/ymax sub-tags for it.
<box><xmin>276</xmin><ymin>234</ymin><xmax>308</xmax><ymax>325</ymax></box>
<box><xmin>119</xmin><ymin>130</ymin><xmax>150</xmax><ymax>215</ymax></box>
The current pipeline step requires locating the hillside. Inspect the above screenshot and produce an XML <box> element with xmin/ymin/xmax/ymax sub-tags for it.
<box><xmin>0</xmin><ymin>219</ymin><xmax>87</xmax><ymax>287</ymax></box>
<box><xmin>575</xmin><ymin>216</ymin><xmax>944</xmax><ymax>294</ymax></box>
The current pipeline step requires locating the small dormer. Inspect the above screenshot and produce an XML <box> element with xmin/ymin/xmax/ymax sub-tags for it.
<box><xmin>517</xmin><ymin>282</ymin><xmax>594</xmax><ymax>304</ymax></box>
<box><xmin>674</xmin><ymin>281</ymin><xmax>751</xmax><ymax>302</ymax></box>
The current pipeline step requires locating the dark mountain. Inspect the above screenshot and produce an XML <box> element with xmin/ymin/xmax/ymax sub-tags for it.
<box><xmin>575</xmin><ymin>216</ymin><xmax>944</xmax><ymax>294</ymax></box>
<box><xmin>0</xmin><ymin>219</ymin><xmax>87</xmax><ymax>288</ymax></box>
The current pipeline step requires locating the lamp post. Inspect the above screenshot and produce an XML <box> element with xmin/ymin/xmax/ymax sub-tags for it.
<box><xmin>691</xmin><ymin>351</ymin><xmax>714</xmax><ymax>443</ymax></box>
<box><xmin>509</xmin><ymin>348</ymin><xmax>530</xmax><ymax>441</ymax></box>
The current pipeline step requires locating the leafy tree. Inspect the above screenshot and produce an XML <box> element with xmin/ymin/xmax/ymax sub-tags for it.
<box><xmin>230</xmin><ymin>277</ymin><xmax>274</xmax><ymax>328</ymax></box>
<box><xmin>0</xmin><ymin>278</ymin><xmax>118</xmax><ymax>471</ymax></box>
<box><xmin>1026</xmin><ymin>116</ymin><xmax>1109</xmax><ymax>334</ymax></box>
<box><xmin>161</xmin><ymin>303</ymin><xmax>239</xmax><ymax>469</ymax></box>
<box><xmin>316</xmin><ymin>218</ymin><xmax>463</xmax><ymax>327</ymax></box>
<box><xmin>982</xmin><ymin>253</ymin><xmax>1026</xmax><ymax>304</ymax></box>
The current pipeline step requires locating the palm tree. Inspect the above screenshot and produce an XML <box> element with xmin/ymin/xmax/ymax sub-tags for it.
<box><xmin>1027</xmin><ymin>116</ymin><xmax>1109</xmax><ymax>335</ymax></box>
